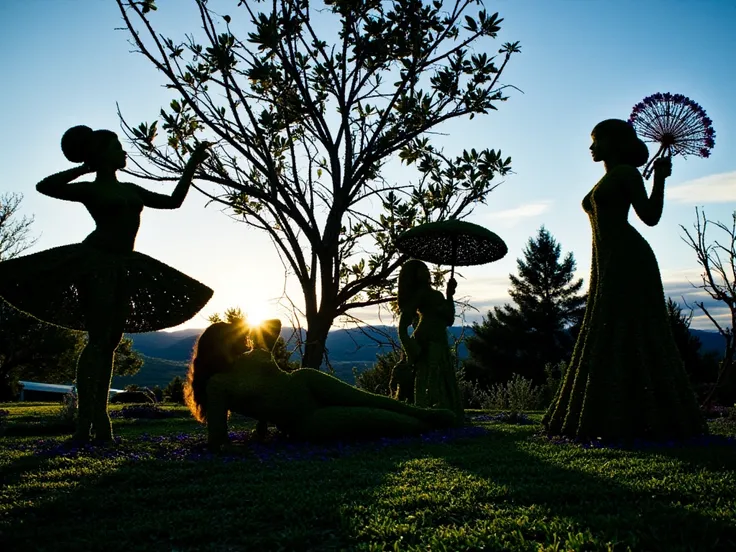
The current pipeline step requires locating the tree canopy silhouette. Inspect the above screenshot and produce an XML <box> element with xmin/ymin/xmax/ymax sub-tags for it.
<box><xmin>115</xmin><ymin>0</ymin><xmax>520</xmax><ymax>368</ymax></box>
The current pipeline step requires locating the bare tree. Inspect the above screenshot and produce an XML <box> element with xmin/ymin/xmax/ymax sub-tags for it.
<box><xmin>114</xmin><ymin>0</ymin><xmax>520</xmax><ymax>368</ymax></box>
<box><xmin>0</xmin><ymin>192</ymin><xmax>38</xmax><ymax>261</ymax></box>
<box><xmin>680</xmin><ymin>207</ymin><xmax>736</xmax><ymax>406</ymax></box>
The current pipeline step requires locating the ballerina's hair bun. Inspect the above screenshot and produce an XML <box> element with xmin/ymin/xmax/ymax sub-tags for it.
<box><xmin>61</xmin><ymin>125</ymin><xmax>94</xmax><ymax>163</ymax></box>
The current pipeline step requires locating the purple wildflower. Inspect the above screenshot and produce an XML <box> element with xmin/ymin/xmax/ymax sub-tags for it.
<box><xmin>11</xmin><ymin>424</ymin><xmax>491</xmax><ymax>464</ymax></box>
<box><xmin>471</xmin><ymin>412</ymin><xmax>533</xmax><ymax>425</ymax></box>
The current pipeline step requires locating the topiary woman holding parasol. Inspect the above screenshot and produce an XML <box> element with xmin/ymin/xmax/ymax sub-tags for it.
<box><xmin>0</xmin><ymin>125</ymin><xmax>213</xmax><ymax>442</ymax></box>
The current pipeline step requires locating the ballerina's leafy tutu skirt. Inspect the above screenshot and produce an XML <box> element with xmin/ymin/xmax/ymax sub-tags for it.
<box><xmin>0</xmin><ymin>243</ymin><xmax>213</xmax><ymax>333</ymax></box>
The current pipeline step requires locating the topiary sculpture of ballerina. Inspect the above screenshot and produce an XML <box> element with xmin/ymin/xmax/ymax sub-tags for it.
<box><xmin>392</xmin><ymin>259</ymin><xmax>464</xmax><ymax>420</ymax></box>
<box><xmin>184</xmin><ymin>319</ymin><xmax>458</xmax><ymax>452</ymax></box>
<box><xmin>0</xmin><ymin>125</ymin><xmax>214</xmax><ymax>442</ymax></box>
<box><xmin>542</xmin><ymin>119</ymin><xmax>706</xmax><ymax>442</ymax></box>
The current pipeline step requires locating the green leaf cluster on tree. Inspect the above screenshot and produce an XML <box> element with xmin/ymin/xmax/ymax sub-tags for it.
<box><xmin>464</xmin><ymin>226</ymin><xmax>587</xmax><ymax>388</ymax></box>
<box><xmin>115</xmin><ymin>0</ymin><xmax>520</xmax><ymax>368</ymax></box>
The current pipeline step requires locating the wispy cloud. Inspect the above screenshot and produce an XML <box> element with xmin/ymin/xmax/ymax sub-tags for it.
<box><xmin>483</xmin><ymin>201</ymin><xmax>552</xmax><ymax>227</ymax></box>
<box><xmin>668</xmin><ymin>171</ymin><xmax>736</xmax><ymax>204</ymax></box>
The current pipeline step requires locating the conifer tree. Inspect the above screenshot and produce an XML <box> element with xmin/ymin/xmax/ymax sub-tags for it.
<box><xmin>464</xmin><ymin>226</ymin><xmax>586</xmax><ymax>387</ymax></box>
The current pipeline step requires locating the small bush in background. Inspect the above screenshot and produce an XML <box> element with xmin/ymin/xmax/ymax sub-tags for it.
<box><xmin>456</xmin><ymin>365</ymin><xmax>489</xmax><ymax>409</ymax></box>
<box><xmin>540</xmin><ymin>361</ymin><xmax>567</xmax><ymax>408</ymax></box>
<box><xmin>354</xmin><ymin>350</ymin><xmax>400</xmax><ymax>397</ymax></box>
<box><xmin>0</xmin><ymin>409</ymin><xmax>9</xmax><ymax>433</ymax></box>
<box><xmin>151</xmin><ymin>385</ymin><xmax>164</xmax><ymax>403</ymax></box>
<box><xmin>110</xmin><ymin>390</ymin><xmax>155</xmax><ymax>404</ymax></box>
<box><xmin>483</xmin><ymin>373</ymin><xmax>543</xmax><ymax>413</ymax></box>
<box><xmin>57</xmin><ymin>389</ymin><xmax>78</xmax><ymax>426</ymax></box>
<box><xmin>164</xmin><ymin>376</ymin><xmax>186</xmax><ymax>404</ymax></box>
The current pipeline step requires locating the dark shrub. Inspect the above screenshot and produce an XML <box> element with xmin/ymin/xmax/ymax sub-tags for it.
<box><xmin>110</xmin><ymin>390</ymin><xmax>155</xmax><ymax>404</ymax></box>
<box><xmin>164</xmin><ymin>376</ymin><xmax>186</xmax><ymax>404</ymax></box>
<box><xmin>110</xmin><ymin>404</ymin><xmax>173</xmax><ymax>419</ymax></box>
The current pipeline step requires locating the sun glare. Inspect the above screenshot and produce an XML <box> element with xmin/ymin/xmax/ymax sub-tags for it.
<box><xmin>245</xmin><ymin>301</ymin><xmax>271</xmax><ymax>327</ymax></box>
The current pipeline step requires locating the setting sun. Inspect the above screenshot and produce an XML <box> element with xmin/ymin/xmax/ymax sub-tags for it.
<box><xmin>245</xmin><ymin>301</ymin><xmax>273</xmax><ymax>327</ymax></box>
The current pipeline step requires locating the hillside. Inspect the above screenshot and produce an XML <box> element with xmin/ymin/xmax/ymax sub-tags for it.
<box><xmin>111</xmin><ymin>355</ymin><xmax>188</xmax><ymax>390</ymax></box>
<box><xmin>114</xmin><ymin>325</ymin><xmax>725</xmax><ymax>389</ymax></box>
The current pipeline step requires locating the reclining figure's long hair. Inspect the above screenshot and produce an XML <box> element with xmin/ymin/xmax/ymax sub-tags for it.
<box><xmin>184</xmin><ymin>322</ymin><xmax>247</xmax><ymax>423</ymax></box>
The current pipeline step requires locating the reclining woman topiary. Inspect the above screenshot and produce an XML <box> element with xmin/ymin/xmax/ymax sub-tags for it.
<box><xmin>184</xmin><ymin>319</ymin><xmax>459</xmax><ymax>452</ymax></box>
<box><xmin>0</xmin><ymin>125</ymin><xmax>213</xmax><ymax>442</ymax></box>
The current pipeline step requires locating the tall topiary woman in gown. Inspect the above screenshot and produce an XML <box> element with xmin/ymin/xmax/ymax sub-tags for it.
<box><xmin>0</xmin><ymin>125</ymin><xmax>213</xmax><ymax>442</ymax></box>
<box><xmin>393</xmin><ymin>259</ymin><xmax>464</xmax><ymax>420</ymax></box>
<box><xmin>542</xmin><ymin>119</ymin><xmax>706</xmax><ymax>442</ymax></box>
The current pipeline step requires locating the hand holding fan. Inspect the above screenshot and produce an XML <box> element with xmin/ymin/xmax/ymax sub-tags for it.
<box><xmin>628</xmin><ymin>93</ymin><xmax>715</xmax><ymax>179</ymax></box>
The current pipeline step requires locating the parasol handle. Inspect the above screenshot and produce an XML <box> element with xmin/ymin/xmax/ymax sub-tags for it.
<box><xmin>450</xmin><ymin>235</ymin><xmax>457</xmax><ymax>280</ymax></box>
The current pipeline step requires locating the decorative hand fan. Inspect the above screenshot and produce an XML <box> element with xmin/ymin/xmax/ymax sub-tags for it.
<box><xmin>628</xmin><ymin>92</ymin><xmax>715</xmax><ymax>179</ymax></box>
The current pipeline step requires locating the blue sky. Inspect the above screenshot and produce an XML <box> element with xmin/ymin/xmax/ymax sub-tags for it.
<box><xmin>1</xmin><ymin>0</ymin><xmax>734</xmax><ymax>331</ymax></box>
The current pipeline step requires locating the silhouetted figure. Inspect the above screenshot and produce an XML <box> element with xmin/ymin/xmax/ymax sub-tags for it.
<box><xmin>0</xmin><ymin>126</ymin><xmax>213</xmax><ymax>442</ymax></box>
<box><xmin>184</xmin><ymin>319</ymin><xmax>458</xmax><ymax>452</ymax></box>
<box><xmin>391</xmin><ymin>260</ymin><xmax>464</xmax><ymax>420</ymax></box>
<box><xmin>542</xmin><ymin>119</ymin><xmax>706</xmax><ymax>442</ymax></box>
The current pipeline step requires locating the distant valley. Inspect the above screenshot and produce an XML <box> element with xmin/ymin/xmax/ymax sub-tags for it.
<box><xmin>112</xmin><ymin>326</ymin><xmax>725</xmax><ymax>390</ymax></box>
<box><xmin>113</xmin><ymin>325</ymin><xmax>470</xmax><ymax>389</ymax></box>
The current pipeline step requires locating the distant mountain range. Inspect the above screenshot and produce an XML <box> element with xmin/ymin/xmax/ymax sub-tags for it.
<box><xmin>112</xmin><ymin>326</ymin><xmax>725</xmax><ymax>390</ymax></box>
<box><xmin>112</xmin><ymin>325</ymin><xmax>470</xmax><ymax>389</ymax></box>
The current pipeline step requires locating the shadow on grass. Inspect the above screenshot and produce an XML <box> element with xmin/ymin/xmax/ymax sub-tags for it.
<box><xmin>1</xmin><ymin>418</ymin><xmax>735</xmax><ymax>551</ymax></box>
<box><xmin>416</xmin><ymin>422</ymin><xmax>736</xmax><ymax>551</ymax></box>
<box><xmin>0</xmin><ymin>433</ymin><xmax>410</xmax><ymax>551</ymax></box>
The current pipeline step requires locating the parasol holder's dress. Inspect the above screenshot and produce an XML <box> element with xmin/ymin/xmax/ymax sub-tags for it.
<box><xmin>410</xmin><ymin>287</ymin><xmax>464</xmax><ymax>421</ymax></box>
<box><xmin>542</xmin><ymin>165</ymin><xmax>706</xmax><ymax>441</ymax></box>
<box><xmin>0</xmin><ymin>185</ymin><xmax>213</xmax><ymax>333</ymax></box>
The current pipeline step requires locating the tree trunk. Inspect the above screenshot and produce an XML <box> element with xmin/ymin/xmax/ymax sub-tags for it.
<box><xmin>302</xmin><ymin>312</ymin><xmax>333</xmax><ymax>369</ymax></box>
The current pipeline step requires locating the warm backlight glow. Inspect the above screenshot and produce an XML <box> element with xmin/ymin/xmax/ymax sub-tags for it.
<box><xmin>245</xmin><ymin>301</ymin><xmax>272</xmax><ymax>327</ymax></box>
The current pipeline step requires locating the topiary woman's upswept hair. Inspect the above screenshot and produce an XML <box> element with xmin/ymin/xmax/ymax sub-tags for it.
<box><xmin>184</xmin><ymin>322</ymin><xmax>248</xmax><ymax>423</ymax></box>
<box><xmin>61</xmin><ymin>125</ymin><xmax>119</xmax><ymax>169</ymax></box>
<box><xmin>397</xmin><ymin>259</ymin><xmax>432</xmax><ymax>315</ymax></box>
<box><xmin>592</xmin><ymin>119</ymin><xmax>650</xmax><ymax>168</ymax></box>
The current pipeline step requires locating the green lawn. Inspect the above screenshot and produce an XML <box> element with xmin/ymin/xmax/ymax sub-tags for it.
<box><xmin>1</xmin><ymin>403</ymin><xmax>735</xmax><ymax>551</ymax></box>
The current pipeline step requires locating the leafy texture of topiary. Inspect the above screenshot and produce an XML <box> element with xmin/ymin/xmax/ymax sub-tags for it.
<box><xmin>186</xmin><ymin>319</ymin><xmax>459</xmax><ymax>451</ymax></box>
<box><xmin>0</xmin><ymin>129</ymin><xmax>212</xmax><ymax>443</ymax></box>
<box><xmin>394</xmin><ymin>260</ymin><xmax>464</xmax><ymax>419</ymax></box>
<box><xmin>542</xmin><ymin>120</ymin><xmax>706</xmax><ymax>442</ymax></box>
